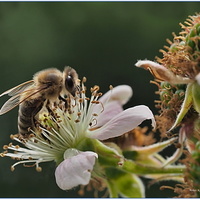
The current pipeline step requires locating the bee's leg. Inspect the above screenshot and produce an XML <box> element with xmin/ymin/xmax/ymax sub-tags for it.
<box><xmin>59</xmin><ymin>95</ymin><xmax>68</xmax><ymax>109</ymax></box>
<box><xmin>45</xmin><ymin>100</ymin><xmax>56</xmax><ymax>117</ymax></box>
<box><xmin>31</xmin><ymin>100</ymin><xmax>44</xmax><ymax>130</ymax></box>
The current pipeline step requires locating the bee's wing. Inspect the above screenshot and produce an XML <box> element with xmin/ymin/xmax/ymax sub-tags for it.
<box><xmin>0</xmin><ymin>94</ymin><xmax>21</xmax><ymax>115</ymax></box>
<box><xmin>0</xmin><ymin>80</ymin><xmax>34</xmax><ymax>97</ymax></box>
<box><xmin>0</xmin><ymin>86</ymin><xmax>45</xmax><ymax>115</ymax></box>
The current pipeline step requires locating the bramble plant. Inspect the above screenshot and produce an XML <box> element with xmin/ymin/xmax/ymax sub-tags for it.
<box><xmin>3</xmin><ymin>13</ymin><xmax>200</xmax><ymax>198</ymax></box>
<box><xmin>136</xmin><ymin>13</ymin><xmax>200</xmax><ymax>197</ymax></box>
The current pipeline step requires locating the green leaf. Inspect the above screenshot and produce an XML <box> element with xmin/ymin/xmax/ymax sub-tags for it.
<box><xmin>105</xmin><ymin>167</ymin><xmax>145</xmax><ymax>198</ymax></box>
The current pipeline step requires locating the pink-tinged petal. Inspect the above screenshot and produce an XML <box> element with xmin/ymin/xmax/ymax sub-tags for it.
<box><xmin>92</xmin><ymin>85</ymin><xmax>133</xmax><ymax>127</ymax></box>
<box><xmin>87</xmin><ymin>105</ymin><xmax>155</xmax><ymax>140</ymax></box>
<box><xmin>95</xmin><ymin>101</ymin><xmax>123</xmax><ymax>127</ymax></box>
<box><xmin>135</xmin><ymin>60</ymin><xmax>191</xmax><ymax>84</ymax></box>
<box><xmin>55</xmin><ymin>151</ymin><xmax>98</xmax><ymax>190</ymax></box>
<box><xmin>98</xmin><ymin>85</ymin><xmax>133</xmax><ymax>105</ymax></box>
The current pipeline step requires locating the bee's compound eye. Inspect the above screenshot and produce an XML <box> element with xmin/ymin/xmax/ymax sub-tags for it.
<box><xmin>65</xmin><ymin>75</ymin><xmax>74</xmax><ymax>89</ymax></box>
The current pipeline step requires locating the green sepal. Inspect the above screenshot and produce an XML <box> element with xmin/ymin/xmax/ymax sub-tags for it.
<box><xmin>105</xmin><ymin>167</ymin><xmax>145</xmax><ymax>198</ymax></box>
<box><xmin>126</xmin><ymin>137</ymin><xmax>177</xmax><ymax>166</ymax></box>
<box><xmin>169</xmin><ymin>83</ymin><xmax>193</xmax><ymax>131</ymax></box>
<box><xmin>92</xmin><ymin>139</ymin><xmax>122</xmax><ymax>167</ymax></box>
<box><xmin>76</xmin><ymin>137</ymin><xmax>95</xmax><ymax>152</ymax></box>
<box><xmin>192</xmin><ymin>82</ymin><xmax>200</xmax><ymax>114</ymax></box>
<box><xmin>121</xmin><ymin>159</ymin><xmax>185</xmax><ymax>175</ymax></box>
<box><xmin>123</xmin><ymin>150</ymin><xmax>138</xmax><ymax>160</ymax></box>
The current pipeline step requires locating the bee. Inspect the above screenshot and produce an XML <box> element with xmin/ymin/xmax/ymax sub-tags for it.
<box><xmin>0</xmin><ymin>67</ymin><xmax>79</xmax><ymax>137</ymax></box>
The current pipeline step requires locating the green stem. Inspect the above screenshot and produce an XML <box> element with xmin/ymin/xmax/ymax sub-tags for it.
<box><xmin>122</xmin><ymin>159</ymin><xmax>185</xmax><ymax>175</ymax></box>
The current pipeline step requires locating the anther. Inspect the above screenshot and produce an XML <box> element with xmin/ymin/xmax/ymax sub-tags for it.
<box><xmin>82</xmin><ymin>77</ymin><xmax>87</xmax><ymax>82</ymax></box>
<box><xmin>29</xmin><ymin>133</ymin><xmax>35</xmax><ymax>138</ymax></box>
<box><xmin>97</xmin><ymin>92</ymin><xmax>103</xmax><ymax>97</ymax></box>
<box><xmin>3</xmin><ymin>145</ymin><xmax>8</xmax><ymax>150</ymax></box>
<box><xmin>79</xmin><ymin>98</ymin><xmax>84</xmax><ymax>103</ymax></box>
<box><xmin>176</xmin><ymin>143</ymin><xmax>182</xmax><ymax>148</ymax></box>
<box><xmin>77</xmin><ymin>112</ymin><xmax>81</xmax><ymax>116</ymax></box>
<box><xmin>93</xmin><ymin>85</ymin><xmax>100</xmax><ymax>91</ymax></box>
<box><xmin>91</xmin><ymin>85</ymin><xmax>100</xmax><ymax>93</ymax></box>
<box><xmin>91</xmin><ymin>100</ymin><xmax>100</xmax><ymax>104</ymax></box>
<box><xmin>34</xmin><ymin>139</ymin><xmax>38</xmax><ymax>143</ymax></box>
<box><xmin>36</xmin><ymin>166</ymin><xmax>42</xmax><ymax>172</ymax></box>
<box><xmin>0</xmin><ymin>153</ymin><xmax>5</xmax><ymax>157</ymax></box>
<box><xmin>11</xmin><ymin>166</ymin><xmax>15</xmax><ymax>172</ymax></box>
<box><xmin>10</xmin><ymin>134</ymin><xmax>15</xmax><ymax>140</ymax></box>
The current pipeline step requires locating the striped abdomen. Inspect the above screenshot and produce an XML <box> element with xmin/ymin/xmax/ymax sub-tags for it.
<box><xmin>18</xmin><ymin>97</ymin><xmax>44</xmax><ymax>137</ymax></box>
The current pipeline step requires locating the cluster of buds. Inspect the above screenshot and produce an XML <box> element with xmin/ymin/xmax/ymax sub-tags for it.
<box><xmin>136</xmin><ymin>13</ymin><xmax>200</xmax><ymax>197</ymax></box>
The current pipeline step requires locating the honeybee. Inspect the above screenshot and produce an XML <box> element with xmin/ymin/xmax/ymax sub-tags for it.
<box><xmin>0</xmin><ymin>67</ymin><xmax>79</xmax><ymax>137</ymax></box>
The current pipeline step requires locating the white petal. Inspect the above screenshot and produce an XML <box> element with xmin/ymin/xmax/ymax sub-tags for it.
<box><xmin>98</xmin><ymin>85</ymin><xmax>133</xmax><ymax>105</ymax></box>
<box><xmin>55</xmin><ymin>151</ymin><xmax>98</xmax><ymax>190</ymax></box>
<box><xmin>135</xmin><ymin>60</ymin><xmax>191</xmax><ymax>84</ymax></box>
<box><xmin>88</xmin><ymin>105</ymin><xmax>155</xmax><ymax>140</ymax></box>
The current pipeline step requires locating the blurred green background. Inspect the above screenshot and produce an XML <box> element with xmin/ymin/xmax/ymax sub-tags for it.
<box><xmin>0</xmin><ymin>2</ymin><xmax>199</xmax><ymax>198</ymax></box>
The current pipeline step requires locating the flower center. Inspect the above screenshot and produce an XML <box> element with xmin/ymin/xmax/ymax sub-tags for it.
<box><xmin>1</xmin><ymin>78</ymin><xmax>104</xmax><ymax>171</ymax></box>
